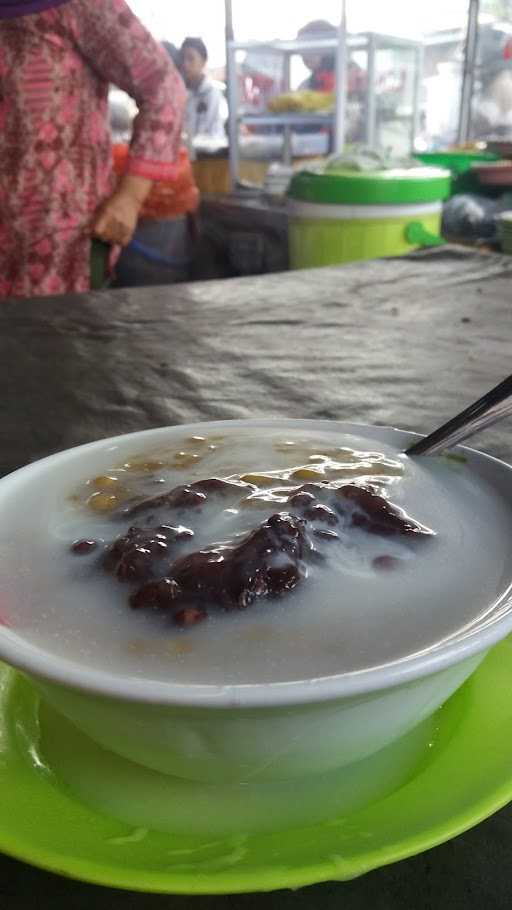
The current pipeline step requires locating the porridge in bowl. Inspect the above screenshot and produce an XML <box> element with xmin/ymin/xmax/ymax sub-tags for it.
<box><xmin>0</xmin><ymin>419</ymin><xmax>512</xmax><ymax>782</ymax></box>
<box><xmin>3</xmin><ymin>425</ymin><xmax>511</xmax><ymax>687</ymax></box>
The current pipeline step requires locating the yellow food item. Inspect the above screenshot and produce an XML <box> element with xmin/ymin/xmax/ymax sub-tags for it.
<box><xmin>88</xmin><ymin>491</ymin><xmax>121</xmax><ymax>513</ymax></box>
<box><xmin>268</xmin><ymin>90</ymin><xmax>334</xmax><ymax>113</ymax></box>
<box><xmin>291</xmin><ymin>467</ymin><xmax>325</xmax><ymax>480</ymax></box>
<box><xmin>240</xmin><ymin>473</ymin><xmax>281</xmax><ymax>486</ymax></box>
<box><xmin>239</xmin><ymin>496</ymin><xmax>270</xmax><ymax>509</ymax></box>
<box><xmin>93</xmin><ymin>475</ymin><xmax>122</xmax><ymax>490</ymax></box>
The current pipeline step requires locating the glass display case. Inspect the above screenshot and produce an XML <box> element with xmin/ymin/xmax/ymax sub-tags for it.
<box><xmin>354</xmin><ymin>34</ymin><xmax>424</xmax><ymax>155</ymax></box>
<box><xmin>224</xmin><ymin>30</ymin><xmax>348</xmax><ymax>188</ymax></box>
<box><xmin>224</xmin><ymin>13</ymin><xmax>424</xmax><ymax>188</ymax></box>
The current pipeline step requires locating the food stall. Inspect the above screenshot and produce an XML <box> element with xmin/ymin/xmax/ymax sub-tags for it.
<box><xmin>102</xmin><ymin>0</ymin><xmax>512</xmax><ymax>281</ymax></box>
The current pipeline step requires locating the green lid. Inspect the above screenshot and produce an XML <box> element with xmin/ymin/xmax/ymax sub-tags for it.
<box><xmin>413</xmin><ymin>150</ymin><xmax>499</xmax><ymax>176</ymax></box>
<box><xmin>288</xmin><ymin>166</ymin><xmax>452</xmax><ymax>205</ymax></box>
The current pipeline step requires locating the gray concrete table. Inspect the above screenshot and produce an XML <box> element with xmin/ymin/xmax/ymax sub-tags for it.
<box><xmin>1</xmin><ymin>247</ymin><xmax>512</xmax><ymax>908</ymax></box>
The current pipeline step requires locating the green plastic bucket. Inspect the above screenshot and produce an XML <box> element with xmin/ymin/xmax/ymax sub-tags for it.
<box><xmin>288</xmin><ymin>166</ymin><xmax>451</xmax><ymax>269</ymax></box>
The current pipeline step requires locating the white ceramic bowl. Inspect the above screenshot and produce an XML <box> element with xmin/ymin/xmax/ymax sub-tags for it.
<box><xmin>0</xmin><ymin>419</ymin><xmax>511</xmax><ymax>784</ymax></box>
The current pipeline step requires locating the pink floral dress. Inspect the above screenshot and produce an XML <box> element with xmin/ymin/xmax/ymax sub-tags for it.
<box><xmin>0</xmin><ymin>0</ymin><xmax>185</xmax><ymax>298</ymax></box>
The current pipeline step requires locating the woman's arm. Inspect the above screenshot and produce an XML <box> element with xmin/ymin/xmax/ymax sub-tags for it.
<box><xmin>66</xmin><ymin>0</ymin><xmax>186</xmax><ymax>245</ymax></box>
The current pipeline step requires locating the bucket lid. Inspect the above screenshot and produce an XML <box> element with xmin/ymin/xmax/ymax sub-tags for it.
<box><xmin>288</xmin><ymin>166</ymin><xmax>451</xmax><ymax>205</ymax></box>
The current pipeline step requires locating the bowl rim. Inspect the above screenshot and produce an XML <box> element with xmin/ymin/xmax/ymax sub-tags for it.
<box><xmin>0</xmin><ymin>417</ymin><xmax>511</xmax><ymax>709</ymax></box>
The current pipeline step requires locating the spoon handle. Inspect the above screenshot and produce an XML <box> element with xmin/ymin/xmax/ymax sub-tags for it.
<box><xmin>406</xmin><ymin>374</ymin><xmax>512</xmax><ymax>456</ymax></box>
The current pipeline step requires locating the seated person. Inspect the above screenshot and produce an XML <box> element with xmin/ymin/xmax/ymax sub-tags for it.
<box><xmin>297</xmin><ymin>19</ymin><xmax>366</xmax><ymax>98</ymax></box>
<box><xmin>180</xmin><ymin>37</ymin><xmax>228</xmax><ymax>142</ymax></box>
<box><xmin>297</xmin><ymin>19</ymin><xmax>366</xmax><ymax>143</ymax></box>
<box><xmin>298</xmin><ymin>19</ymin><xmax>337</xmax><ymax>92</ymax></box>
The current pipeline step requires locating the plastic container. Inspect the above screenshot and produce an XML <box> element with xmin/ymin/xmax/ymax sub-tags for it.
<box><xmin>114</xmin><ymin>217</ymin><xmax>193</xmax><ymax>287</ymax></box>
<box><xmin>288</xmin><ymin>165</ymin><xmax>451</xmax><ymax>269</ymax></box>
<box><xmin>112</xmin><ymin>144</ymin><xmax>199</xmax><ymax>219</ymax></box>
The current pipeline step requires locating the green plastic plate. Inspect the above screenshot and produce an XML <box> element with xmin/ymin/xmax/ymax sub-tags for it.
<box><xmin>1</xmin><ymin>639</ymin><xmax>512</xmax><ymax>895</ymax></box>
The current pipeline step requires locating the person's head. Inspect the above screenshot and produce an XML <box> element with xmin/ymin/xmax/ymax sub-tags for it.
<box><xmin>181</xmin><ymin>37</ymin><xmax>208</xmax><ymax>88</ymax></box>
<box><xmin>162</xmin><ymin>41</ymin><xmax>181</xmax><ymax>70</ymax></box>
<box><xmin>297</xmin><ymin>19</ymin><xmax>336</xmax><ymax>73</ymax></box>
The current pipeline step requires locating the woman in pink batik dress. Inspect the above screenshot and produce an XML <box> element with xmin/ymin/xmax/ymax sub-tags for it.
<box><xmin>0</xmin><ymin>0</ymin><xmax>186</xmax><ymax>299</ymax></box>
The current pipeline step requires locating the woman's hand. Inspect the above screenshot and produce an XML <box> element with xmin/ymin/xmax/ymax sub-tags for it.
<box><xmin>91</xmin><ymin>175</ymin><xmax>153</xmax><ymax>247</ymax></box>
<box><xmin>91</xmin><ymin>190</ymin><xmax>141</xmax><ymax>247</ymax></box>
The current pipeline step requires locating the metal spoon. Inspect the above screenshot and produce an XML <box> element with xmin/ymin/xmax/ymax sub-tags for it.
<box><xmin>405</xmin><ymin>374</ymin><xmax>512</xmax><ymax>457</ymax></box>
